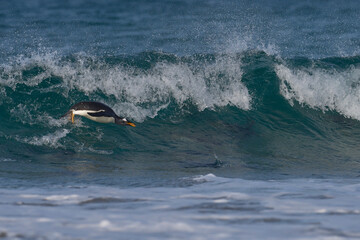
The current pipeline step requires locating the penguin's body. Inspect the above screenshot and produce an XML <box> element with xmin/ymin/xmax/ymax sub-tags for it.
<box><xmin>63</xmin><ymin>101</ymin><xmax>135</xmax><ymax>127</ymax></box>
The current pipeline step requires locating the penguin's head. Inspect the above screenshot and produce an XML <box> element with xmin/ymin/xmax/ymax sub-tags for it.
<box><xmin>115</xmin><ymin>117</ymin><xmax>136</xmax><ymax>127</ymax></box>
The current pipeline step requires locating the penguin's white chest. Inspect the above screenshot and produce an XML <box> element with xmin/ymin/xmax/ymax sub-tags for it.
<box><xmin>72</xmin><ymin>110</ymin><xmax>115</xmax><ymax>123</ymax></box>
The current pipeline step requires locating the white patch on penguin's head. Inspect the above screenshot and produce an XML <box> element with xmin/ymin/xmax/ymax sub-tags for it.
<box><xmin>115</xmin><ymin>117</ymin><xmax>135</xmax><ymax>127</ymax></box>
<box><xmin>115</xmin><ymin>117</ymin><xmax>127</xmax><ymax>125</ymax></box>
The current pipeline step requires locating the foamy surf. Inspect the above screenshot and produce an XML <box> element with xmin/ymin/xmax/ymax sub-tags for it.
<box><xmin>17</xmin><ymin>129</ymin><xmax>70</xmax><ymax>148</ymax></box>
<box><xmin>0</xmin><ymin>176</ymin><xmax>359</xmax><ymax>239</ymax></box>
<box><xmin>276</xmin><ymin>63</ymin><xmax>360</xmax><ymax>120</ymax></box>
<box><xmin>1</xmin><ymin>52</ymin><xmax>251</xmax><ymax>123</ymax></box>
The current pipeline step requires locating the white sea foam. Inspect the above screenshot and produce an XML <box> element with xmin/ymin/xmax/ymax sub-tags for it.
<box><xmin>276</xmin><ymin>64</ymin><xmax>360</xmax><ymax>120</ymax></box>
<box><xmin>10</xmin><ymin>103</ymin><xmax>68</xmax><ymax>127</ymax></box>
<box><xmin>1</xmin><ymin>52</ymin><xmax>251</xmax><ymax>122</ymax></box>
<box><xmin>19</xmin><ymin>129</ymin><xmax>70</xmax><ymax>148</ymax></box>
<box><xmin>0</xmin><ymin>158</ymin><xmax>16</xmax><ymax>162</ymax></box>
<box><xmin>192</xmin><ymin>173</ymin><xmax>218</xmax><ymax>182</ymax></box>
<box><xmin>0</xmin><ymin>177</ymin><xmax>360</xmax><ymax>239</ymax></box>
<box><xmin>178</xmin><ymin>192</ymin><xmax>249</xmax><ymax>201</ymax></box>
<box><xmin>56</xmin><ymin>53</ymin><xmax>251</xmax><ymax>121</ymax></box>
<box><xmin>0</xmin><ymin>52</ymin><xmax>57</xmax><ymax>88</ymax></box>
<box><xmin>87</xmin><ymin>147</ymin><xmax>114</xmax><ymax>155</ymax></box>
<box><xmin>77</xmin><ymin>219</ymin><xmax>196</xmax><ymax>233</ymax></box>
<box><xmin>44</xmin><ymin>194</ymin><xmax>81</xmax><ymax>204</ymax></box>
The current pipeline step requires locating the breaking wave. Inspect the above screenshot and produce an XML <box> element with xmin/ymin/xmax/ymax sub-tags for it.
<box><xmin>1</xmin><ymin>51</ymin><xmax>360</xmax><ymax>175</ymax></box>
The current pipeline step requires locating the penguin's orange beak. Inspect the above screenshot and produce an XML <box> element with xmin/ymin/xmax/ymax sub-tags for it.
<box><xmin>127</xmin><ymin>122</ymin><xmax>136</xmax><ymax>127</ymax></box>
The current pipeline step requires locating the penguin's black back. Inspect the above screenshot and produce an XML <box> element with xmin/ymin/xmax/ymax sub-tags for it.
<box><xmin>71</xmin><ymin>102</ymin><xmax>117</xmax><ymax>116</ymax></box>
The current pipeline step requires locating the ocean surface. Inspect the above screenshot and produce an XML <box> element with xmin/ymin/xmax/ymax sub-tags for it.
<box><xmin>1</xmin><ymin>0</ymin><xmax>360</xmax><ymax>239</ymax></box>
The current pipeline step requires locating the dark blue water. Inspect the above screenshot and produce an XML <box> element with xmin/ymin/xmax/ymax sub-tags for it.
<box><xmin>1</xmin><ymin>1</ymin><xmax>360</xmax><ymax>239</ymax></box>
<box><xmin>2</xmin><ymin>0</ymin><xmax>360</xmax><ymax>58</ymax></box>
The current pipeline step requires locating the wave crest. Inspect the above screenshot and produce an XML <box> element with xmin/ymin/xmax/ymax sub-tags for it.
<box><xmin>276</xmin><ymin>63</ymin><xmax>360</xmax><ymax>120</ymax></box>
<box><xmin>1</xmin><ymin>52</ymin><xmax>251</xmax><ymax>122</ymax></box>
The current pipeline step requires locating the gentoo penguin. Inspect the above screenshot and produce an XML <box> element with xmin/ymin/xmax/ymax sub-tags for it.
<box><xmin>62</xmin><ymin>101</ymin><xmax>135</xmax><ymax>127</ymax></box>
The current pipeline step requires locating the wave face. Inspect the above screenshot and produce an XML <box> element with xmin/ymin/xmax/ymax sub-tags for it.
<box><xmin>1</xmin><ymin>51</ymin><xmax>360</xmax><ymax>178</ymax></box>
